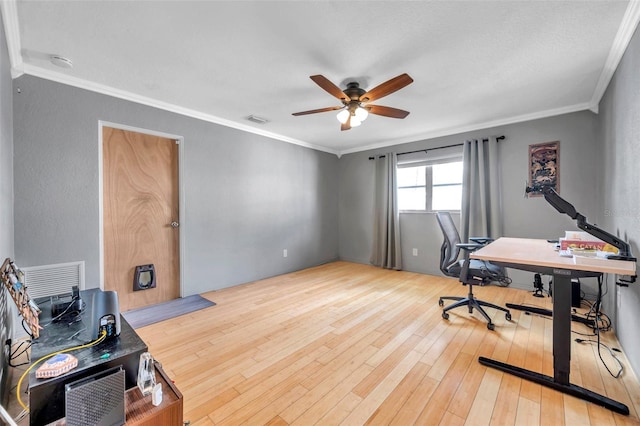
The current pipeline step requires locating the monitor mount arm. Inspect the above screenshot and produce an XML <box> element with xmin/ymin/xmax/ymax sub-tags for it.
<box><xmin>528</xmin><ymin>185</ymin><xmax>636</xmax><ymax>285</ymax></box>
<box><xmin>528</xmin><ymin>185</ymin><xmax>636</xmax><ymax>263</ymax></box>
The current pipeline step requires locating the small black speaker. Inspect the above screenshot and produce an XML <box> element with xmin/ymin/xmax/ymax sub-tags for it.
<box><xmin>91</xmin><ymin>290</ymin><xmax>121</xmax><ymax>340</ymax></box>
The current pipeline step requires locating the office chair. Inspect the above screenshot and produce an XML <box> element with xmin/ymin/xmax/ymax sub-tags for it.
<box><xmin>436</xmin><ymin>211</ymin><xmax>511</xmax><ymax>330</ymax></box>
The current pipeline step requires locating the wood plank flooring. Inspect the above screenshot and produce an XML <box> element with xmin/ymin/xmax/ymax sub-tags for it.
<box><xmin>134</xmin><ymin>261</ymin><xmax>640</xmax><ymax>425</ymax></box>
<box><xmin>6</xmin><ymin>261</ymin><xmax>639</xmax><ymax>425</ymax></box>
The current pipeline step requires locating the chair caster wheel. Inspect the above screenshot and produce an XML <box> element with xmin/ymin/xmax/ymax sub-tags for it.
<box><xmin>506</xmin><ymin>313</ymin><xmax>512</xmax><ymax>321</ymax></box>
<box><xmin>487</xmin><ymin>323</ymin><xmax>495</xmax><ymax>331</ymax></box>
<box><xmin>442</xmin><ymin>312</ymin><xmax>449</xmax><ymax>320</ymax></box>
<box><xmin>438</xmin><ymin>299</ymin><xmax>444</xmax><ymax>307</ymax></box>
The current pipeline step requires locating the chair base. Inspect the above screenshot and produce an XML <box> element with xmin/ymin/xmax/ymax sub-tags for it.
<box><xmin>439</xmin><ymin>292</ymin><xmax>511</xmax><ymax>330</ymax></box>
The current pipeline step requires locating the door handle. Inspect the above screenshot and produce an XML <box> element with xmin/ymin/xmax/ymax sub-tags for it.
<box><xmin>170</xmin><ymin>221</ymin><xmax>180</xmax><ymax>228</ymax></box>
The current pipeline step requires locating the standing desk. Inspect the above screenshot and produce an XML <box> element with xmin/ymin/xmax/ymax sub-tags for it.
<box><xmin>471</xmin><ymin>237</ymin><xmax>636</xmax><ymax>415</ymax></box>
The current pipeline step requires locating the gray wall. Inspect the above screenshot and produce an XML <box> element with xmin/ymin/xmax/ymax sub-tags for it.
<box><xmin>339</xmin><ymin>111</ymin><xmax>601</xmax><ymax>290</ymax></box>
<box><xmin>13</xmin><ymin>75</ymin><xmax>339</xmax><ymax>296</ymax></box>
<box><xmin>598</xmin><ymin>24</ymin><xmax>640</xmax><ymax>378</ymax></box>
<box><xmin>0</xmin><ymin>14</ymin><xmax>14</xmax><ymax>406</ymax></box>
<box><xmin>7</xmin><ymin>21</ymin><xmax>640</xmax><ymax>386</ymax></box>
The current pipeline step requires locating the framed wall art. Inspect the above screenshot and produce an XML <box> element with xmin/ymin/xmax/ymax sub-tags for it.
<box><xmin>527</xmin><ymin>141</ymin><xmax>559</xmax><ymax>197</ymax></box>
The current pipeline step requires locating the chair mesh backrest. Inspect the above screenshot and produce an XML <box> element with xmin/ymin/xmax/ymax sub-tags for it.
<box><xmin>436</xmin><ymin>212</ymin><xmax>461</xmax><ymax>273</ymax></box>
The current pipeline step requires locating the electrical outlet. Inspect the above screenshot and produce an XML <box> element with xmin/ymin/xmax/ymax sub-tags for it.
<box><xmin>283</xmin><ymin>249</ymin><xmax>288</xmax><ymax>258</ymax></box>
<box><xmin>412</xmin><ymin>248</ymin><xmax>418</xmax><ymax>256</ymax></box>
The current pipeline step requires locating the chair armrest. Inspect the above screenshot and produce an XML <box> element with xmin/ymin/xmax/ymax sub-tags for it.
<box><xmin>456</xmin><ymin>243</ymin><xmax>484</xmax><ymax>251</ymax></box>
<box><xmin>469</xmin><ymin>237</ymin><xmax>494</xmax><ymax>245</ymax></box>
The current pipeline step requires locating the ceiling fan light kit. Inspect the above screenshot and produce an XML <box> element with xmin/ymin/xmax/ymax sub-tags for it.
<box><xmin>336</xmin><ymin>105</ymin><xmax>368</xmax><ymax>125</ymax></box>
<box><xmin>336</xmin><ymin>109</ymin><xmax>350</xmax><ymax>124</ymax></box>
<box><xmin>354</xmin><ymin>106</ymin><xmax>369</xmax><ymax>121</ymax></box>
<box><xmin>293</xmin><ymin>73</ymin><xmax>413</xmax><ymax>131</ymax></box>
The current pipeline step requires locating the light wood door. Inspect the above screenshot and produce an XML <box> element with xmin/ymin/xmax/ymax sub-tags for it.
<box><xmin>103</xmin><ymin>127</ymin><xmax>180</xmax><ymax>311</ymax></box>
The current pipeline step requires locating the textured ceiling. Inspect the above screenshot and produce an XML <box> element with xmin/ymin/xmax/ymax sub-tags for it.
<box><xmin>2</xmin><ymin>1</ymin><xmax>639</xmax><ymax>155</ymax></box>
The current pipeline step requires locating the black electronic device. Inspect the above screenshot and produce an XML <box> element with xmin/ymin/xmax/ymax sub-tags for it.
<box><xmin>549</xmin><ymin>278</ymin><xmax>582</xmax><ymax>308</ymax></box>
<box><xmin>133</xmin><ymin>264</ymin><xmax>156</xmax><ymax>291</ymax></box>
<box><xmin>51</xmin><ymin>285</ymin><xmax>83</xmax><ymax>319</ymax></box>
<box><xmin>91</xmin><ymin>290</ymin><xmax>121</xmax><ymax>340</ymax></box>
<box><xmin>65</xmin><ymin>365</ymin><xmax>125</xmax><ymax>426</ymax></box>
<box><xmin>29</xmin><ymin>289</ymin><xmax>147</xmax><ymax>426</ymax></box>
<box><xmin>571</xmin><ymin>279</ymin><xmax>581</xmax><ymax>308</ymax></box>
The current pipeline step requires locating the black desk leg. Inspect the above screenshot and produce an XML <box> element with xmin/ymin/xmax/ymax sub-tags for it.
<box><xmin>478</xmin><ymin>269</ymin><xmax>629</xmax><ymax>416</ymax></box>
<box><xmin>478</xmin><ymin>357</ymin><xmax>629</xmax><ymax>415</ymax></box>
<box><xmin>552</xmin><ymin>270</ymin><xmax>572</xmax><ymax>385</ymax></box>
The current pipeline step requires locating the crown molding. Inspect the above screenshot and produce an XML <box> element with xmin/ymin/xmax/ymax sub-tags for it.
<box><xmin>20</xmin><ymin>64</ymin><xmax>339</xmax><ymax>156</ymax></box>
<box><xmin>342</xmin><ymin>1</ymin><xmax>640</xmax><ymax>157</ymax></box>
<box><xmin>590</xmin><ymin>0</ymin><xmax>640</xmax><ymax>108</ymax></box>
<box><xmin>3</xmin><ymin>0</ymin><xmax>338</xmax><ymax>156</ymax></box>
<box><xmin>19</xmin><ymin>61</ymin><xmax>598</xmax><ymax>159</ymax></box>
<box><xmin>0</xmin><ymin>0</ymin><xmax>25</xmax><ymax>78</ymax></box>
<box><xmin>337</xmin><ymin>102</ymin><xmax>593</xmax><ymax>156</ymax></box>
<box><xmin>7</xmin><ymin>0</ymin><xmax>637</xmax><ymax>159</ymax></box>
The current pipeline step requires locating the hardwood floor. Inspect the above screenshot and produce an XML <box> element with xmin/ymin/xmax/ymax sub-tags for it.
<box><xmin>133</xmin><ymin>261</ymin><xmax>640</xmax><ymax>425</ymax></box>
<box><xmin>132</xmin><ymin>262</ymin><xmax>640</xmax><ymax>425</ymax></box>
<box><xmin>7</xmin><ymin>261</ymin><xmax>639</xmax><ymax>425</ymax></box>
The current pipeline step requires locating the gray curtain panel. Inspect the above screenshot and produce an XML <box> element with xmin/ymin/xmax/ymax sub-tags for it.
<box><xmin>370</xmin><ymin>153</ymin><xmax>402</xmax><ymax>270</ymax></box>
<box><xmin>460</xmin><ymin>137</ymin><xmax>503</xmax><ymax>241</ymax></box>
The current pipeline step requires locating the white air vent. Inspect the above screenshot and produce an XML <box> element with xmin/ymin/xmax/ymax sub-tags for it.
<box><xmin>22</xmin><ymin>261</ymin><xmax>85</xmax><ymax>299</ymax></box>
<box><xmin>246</xmin><ymin>114</ymin><xmax>269</xmax><ymax>125</ymax></box>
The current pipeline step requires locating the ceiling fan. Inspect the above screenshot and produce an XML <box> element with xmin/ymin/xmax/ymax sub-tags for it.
<box><xmin>292</xmin><ymin>73</ymin><xmax>414</xmax><ymax>131</ymax></box>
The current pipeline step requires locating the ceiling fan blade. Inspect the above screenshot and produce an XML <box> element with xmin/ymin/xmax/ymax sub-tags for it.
<box><xmin>341</xmin><ymin>116</ymin><xmax>351</xmax><ymax>131</ymax></box>
<box><xmin>310</xmin><ymin>75</ymin><xmax>349</xmax><ymax>102</ymax></box>
<box><xmin>292</xmin><ymin>106</ymin><xmax>344</xmax><ymax>116</ymax></box>
<box><xmin>360</xmin><ymin>73</ymin><xmax>413</xmax><ymax>103</ymax></box>
<box><xmin>366</xmin><ymin>105</ymin><xmax>410</xmax><ymax>119</ymax></box>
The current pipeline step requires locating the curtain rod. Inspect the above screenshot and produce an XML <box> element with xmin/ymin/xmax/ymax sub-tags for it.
<box><xmin>368</xmin><ymin>135</ymin><xmax>505</xmax><ymax>160</ymax></box>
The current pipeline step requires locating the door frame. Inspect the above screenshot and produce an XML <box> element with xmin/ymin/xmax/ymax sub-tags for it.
<box><xmin>98</xmin><ymin>121</ymin><xmax>185</xmax><ymax>298</ymax></box>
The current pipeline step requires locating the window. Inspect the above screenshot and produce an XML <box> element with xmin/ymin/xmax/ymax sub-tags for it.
<box><xmin>431</xmin><ymin>161</ymin><xmax>463</xmax><ymax>210</ymax></box>
<box><xmin>397</xmin><ymin>160</ymin><xmax>463</xmax><ymax>211</ymax></box>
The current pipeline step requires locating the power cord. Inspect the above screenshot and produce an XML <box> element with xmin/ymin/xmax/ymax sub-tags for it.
<box><xmin>8</xmin><ymin>339</ymin><xmax>31</xmax><ymax>367</ymax></box>
<box><xmin>20</xmin><ymin>319</ymin><xmax>34</xmax><ymax>339</ymax></box>
<box><xmin>523</xmin><ymin>275</ymin><xmax>623</xmax><ymax>378</ymax></box>
<box><xmin>15</xmin><ymin>330</ymin><xmax>107</xmax><ymax>412</ymax></box>
<box><xmin>478</xmin><ymin>265</ymin><xmax>512</xmax><ymax>287</ymax></box>
<box><xmin>575</xmin><ymin>337</ymin><xmax>623</xmax><ymax>378</ymax></box>
<box><xmin>573</xmin><ymin>275</ymin><xmax>623</xmax><ymax>378</ymax></box>
<box><xmin>42</xmin><ymin>296</ymin><xmax>84</xmax><ymax>326</ymax></box>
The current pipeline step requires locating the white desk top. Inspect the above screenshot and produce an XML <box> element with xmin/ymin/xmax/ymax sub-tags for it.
<box><xmin>471</xmin><ymin>237</ymin><xmax>636</xmax><ymax>276</ymax></box>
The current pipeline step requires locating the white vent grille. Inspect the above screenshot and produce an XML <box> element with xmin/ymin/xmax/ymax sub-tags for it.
<box><xmin>22</xmin><ymin>261</ymin><xmax>85</xmax><ymax>299</ymax></box>
<box><xmin>246</xmin><ymin>114</ymin><xmax>269</xmax><ymax>125</ymax></box>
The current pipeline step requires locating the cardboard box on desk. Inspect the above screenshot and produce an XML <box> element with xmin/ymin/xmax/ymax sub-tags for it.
<box><xmin>560</xmin><ymin>231</ymin><xmax>619</xmax><ymax>256</ymax></box>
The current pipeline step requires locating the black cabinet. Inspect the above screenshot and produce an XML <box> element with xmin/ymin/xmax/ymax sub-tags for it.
<box><xmin>28</xmin><ymin>289</ymin><xmax>147</xmax><ymax>425</ymax></box>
